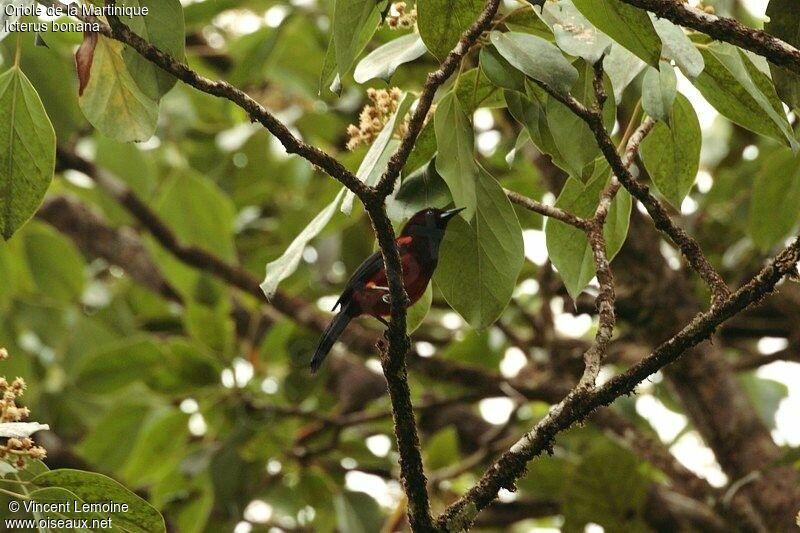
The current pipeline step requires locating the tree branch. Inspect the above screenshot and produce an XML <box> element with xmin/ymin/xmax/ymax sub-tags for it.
<box><xmin>437</xmin><ymin>234</ymin><xmax>800</xmax><ymax>530</ymax></box>
<box><xmin>620</xmin><ymin>0</ymin><xmax>800</xmax><ymax>74</ymax></box>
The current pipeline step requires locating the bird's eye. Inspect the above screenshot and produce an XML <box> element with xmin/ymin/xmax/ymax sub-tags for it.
<box><xmin>382</xmin><ymin>294</ymin><xmax>391</xmax><ymax>304</ymax></box>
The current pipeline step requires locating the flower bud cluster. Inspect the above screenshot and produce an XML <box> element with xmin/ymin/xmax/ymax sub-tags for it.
<box><xmin>0</xmin><ymin>348</ymin><xmax>47</xmax><ymax>468</ymax></box>
<box><xmin>346</xmin><ymin>88</ymin><xmax>435</xmax><ymax>151</ymax></box>
<box><xmin>385</xmin><ymin>2</ymin><xmax>417</xmax><ymax>29</ymax></box>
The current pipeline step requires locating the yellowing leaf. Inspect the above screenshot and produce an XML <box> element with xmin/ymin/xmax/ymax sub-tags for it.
<box><xmin>78</xmin><ymin>37</ymin><xmax>158</xmax><ymax>142</ymax></box>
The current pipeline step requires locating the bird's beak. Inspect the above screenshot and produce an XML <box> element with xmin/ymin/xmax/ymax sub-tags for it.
<box><xmin>440</xmin><ymin>207</ymin><xmax>465</xmax><ymax>222</ymax></box>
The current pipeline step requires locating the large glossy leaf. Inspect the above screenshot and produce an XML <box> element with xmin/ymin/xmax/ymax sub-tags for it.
<box><xmin>694</xmin><ymin>43</ymin><xmax>797</xmax><ymax>149</ymax></box>
<box><xmin>33</xmin><ymin>470</ymin><xmax>166</xmax><ymax>533</ymax></box>
<box><xmin>765</xmin><ymin>0</ymin><xmax>800</xmax><ymax>110</ymax></box>
<box><xmin>434</xmin><ymin>91</ymin><xmax>478</xmax><ymax>220</ymax></box>
<box><xmin>434</xmin><ymin>167</ymin><xmax>524</xmax><ymax>329</ymax></box>
<box><xmin>353</xmin><ymin>33</ymin><xmax>427</xmax><ymax>83</ymax></box>
<box><xmin>640</xmin><ymin>94</ymin><xmax>701</xmax><ymax>208</ymax></box>
<box><xmin>571</xmin><ymin>0</ymin><xmax>662</xmax><ymax>67</ymax></box>
<box><xmin>0</xmin><ymin>67</ymin><xmax>55</xmax><ymax>240</ymax></box>
<box><xmin>78</xmin><ymin>37</ymin><xmax>158</xmax><ymax>142</ymax></box>
<box><xmin>748</xmin><ymin>148</ymin><xmax>800</xmax><ymax>250</ymax></box>
<box><xmin>333</xmin><ymin>0</ymin><xmax>381</xmax><ymax>78</ymax></box>
<box><xmin>417</xmin><ymin>0</ymin><xmax>485</xmax><ymax>61</ymax></box>
<box><xmin>545</xmin><ymin>164</ymin><xmax>632</xmax><ymax>299</ymax></box>
<box><xmin>261</xmin><ymin>189</ymin><xmax>346</xmax><ymax>299</ymax></box>
<box><xmin>490</xmin><ymin>31</ymin><xmax>578</xmax><ymax>96</ymax></box>
<box><xmin>121</xmin><ymin>0</ymin><xmax>185</xmax><ymax>99</ymax></box>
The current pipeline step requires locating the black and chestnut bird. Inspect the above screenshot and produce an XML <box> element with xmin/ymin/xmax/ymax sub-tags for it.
<box><xmin>310</xmin><ymin>207</ymin><xmax>464</xmax><ymax>372</ymax></box>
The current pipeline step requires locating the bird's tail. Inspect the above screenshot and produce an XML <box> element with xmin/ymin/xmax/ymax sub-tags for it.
<box><xmin>310</xmin><ymin>309</ymin><xmax>353</xmax><ymax>373</ymax></box>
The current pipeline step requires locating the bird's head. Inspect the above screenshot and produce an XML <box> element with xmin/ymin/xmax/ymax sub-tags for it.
<box><xmin>400</xmin><ymin>207</ymin><xmax>465</xmax><ymax>237</ymax></box>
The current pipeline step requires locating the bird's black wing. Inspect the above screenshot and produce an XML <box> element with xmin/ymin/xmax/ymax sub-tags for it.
<box><xmin>332</xmin><ymin>244</ymin><xmax>410</xmax><ymax>312</ymax></box>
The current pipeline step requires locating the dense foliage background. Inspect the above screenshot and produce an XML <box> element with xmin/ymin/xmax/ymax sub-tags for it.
<box><xmin>0</xmin><ymin>0</ymin><xmax>799</xmax><ymax>531</ymax></box>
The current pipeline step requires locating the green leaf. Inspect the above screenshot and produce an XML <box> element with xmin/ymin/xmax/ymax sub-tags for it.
<box><xmin>748</xmin><ymin>148</ymin><xmax>800</xmax><ymax>250</ymax></box>
<box><xmin>333</xmin><ymin>0</ymin><xmax>382</xmax><ymax>78</ymax></box>
<box><xmin>76</xmin><ymin>402</ymin><xmax>151</xmax><ymax>472</ymax></box>
<box><xmin>185</xmin><ymin>301</ymin><xmax>235</xmax><ymax>355</ymax></box>
<box><xmin>121</xmin><ymin>0</ymin><xmax>185</xmax><ymax>99</ymax></box>
<box><xmin>353</xmin><ymin>33</ymin><xmax>427</xmax><ymax>83</ymax></box>
<box><xmin>563</xmin><ymin>439</ymin><xmax>651</xmax><ymax>532</ymax></box>
<box><xmin>434</xmin><ymin>91</ymin><xmax>478</xmax><ymax>220</ymax></box>
<box><xmin>640</xmin><ymin>94</ymin><xmax>701</xmax><ymax>208</ymax></box>
<box><xmin>545</xmin><ymin>165</ymin><xmax>632</xmax><ymax>299</ymax></box>
<box><xmin>766</xmin><ymin>0</ymin><xmax>800</xmax><ymax>110</ymax></box>
<box><xmin>571</xmin><ymin>0</ymin><xmax>662</xmax><ymax>67</ymax></box>
<box><xmin>320</xmin><ymin>16</ymin><xmax>378</xmax><ymax>94</ymax></box>
<box><xmin>403</xmin><ymin>120</ymin><xmax>437</xmax><ymax>174</ymax></box>
<box><xmin>642</xmin><ymin>61</ymin><xmax>677</xmax><ymax>125</ymax></box>
<box><xmin>23</xmin><ymin>223</ymin><xmax>85</xmax><ymax>302</ymax></box>
<box><xmin>156</xmin><ymin>171</ymin><xmax>237</xmax><ymax>261</ymax></box>
<box><xmin>506</xmin><ymin>85</ymin><xmax>570</xmax><ymax>173</ymax></box>
<box><xmin>33</xmin><ymin>469</ymin><xmax>166</xmax><ymax>533</ymax></box>
<box><xmin>334</xmin><ymin>491</ymin><xmax>383</xmax><ymax>533</ymax></box>
<box><xmin>652</xmin><ymin>16</ymin><xmax>704</xmax><ymax>79</ymax></box>
<box><xmin>425</xmin><ymin>426</ymin><xmax>460</xmax><ymax>470</ymax></box>
<box><xmin>739</xmin><ymin>374</ymin><xmax>789</xmax><ymax>430</ymax></box>
<box><xmin>261</xmin><ymin>189</ymin><xmax>346</xmax><ymax>299</ymax></box>
<box><xmin>30</xmin><ymin>487</ymin><xmax>106</xmax><ymax>528</ymax></box>
<box><xmin>79</xmin><ymin>37</ymin><xmax>158</xmax><ymax>142</ymax></box>
<box><xmin>603</xmin><ymin>42</ymin><xmax>646</xmax><ymax>101</ymax></box>
<box><xmin>546</xmin><ymin>62</ymin><xmax>616</xmax><ymax>181</ymax></box>
<box><xmin>480</xmin><ymin>45</ymin><xmax>526</xmax><ymax>93</ymax></box>
<box><xmin>123</xmin><ymin>410</ymin><xmax>189</xmax><ymax>485</ymax></box>
<box><xmin>0</xmin><ymin>67</ymin><xmax>55</xmax><ymax>240</ymax></box>
<box><xmin>490</xmin><ymin>31</ymin><xmax>578</xmax><ymax>96</ymax></box>
<box><xmin>342</xmin><ymin>93</ymin><xmax>414</xmax><ymax>214</ymax></box>
<box><xmin>406</xmin><ymin>284</ymin><xmax>432</xmax><ymax>333</ymax></box>
<box><xmin>417</xmin><ymin>0</ymin><xmax>485</xmax><ymax>61</ymax></box>
<box><xmin>694</xmin><ymin>43</ymin><xmax>797</xmax><ymax>149</ymax></box>
<box><xmin>537</xmin><ymin>0</ymin><xmax>612</xmax><ymax>64</ymax></box>
<box><xmin>76</xmin><ymin>337</ymin><xmax>163</xmax><ymax>394</ymax></box>
<box><xmin>454</xmin><ymin>67</ymin><xmax>505</xmax><ymax>111</ymax></box>
<box><xmin>147</xmin><ymin>339</ymin><xmax>222</xmax><ymax>394</ymax></box>
<box><xmin>387</xmin><ymin>163</ymin><xmax>452</xmax><ymax>220</ymax></box>
<box><xmin>435</xmin><ymin>167</ymin><xmax>524</xmax><ymax>329</ymax></box>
